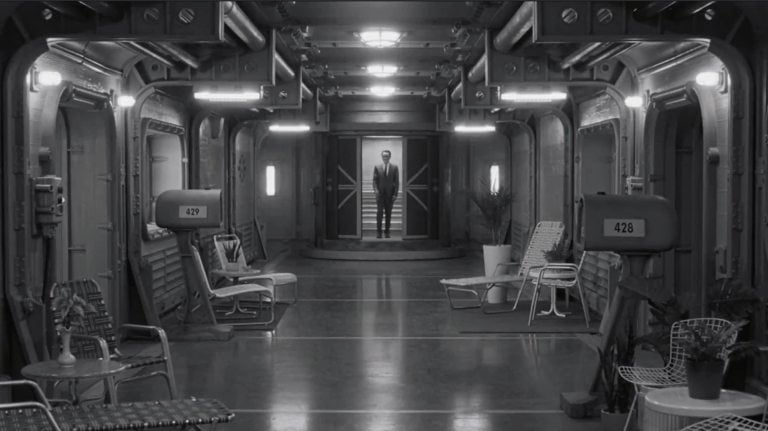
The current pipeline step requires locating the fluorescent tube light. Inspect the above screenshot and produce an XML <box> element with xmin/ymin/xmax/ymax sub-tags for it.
<box><xmin>370</xmin><ymin>86</ymin><xmax>396</xmax><ymax>97</ymax></box>
<box><xmin>194</xmin><ymin>91</ymin><xmax>261</xmax><ymax>102</ymax></box>
<box><xmin>695</xmin><ymin>71</ymin><xmax>720</xmax><ymax>87</ymax></box>
<box><xmin>624</xmin><ymin>96</ymin><xmax>643</xmax><ymax>108</ymax></box>
<box><xmin>499</xmin><ymin>91</ymin><xmax>568</xmax><ymax>102</ymax></box>
<box><xmin>37</xmin><ymin>71</ymin><xmax>62</xmax><ymax>86</ymax></box>
<box><xmin>359</xmin><ymin>30</ymin><xmax>402</xmax><ymax>48</ymax></box>
<box><xmin>454</xmin><ymin>124</ymin><xmax>496</xmax><ymax>133</ymax></box>
<box><xmin>269</xmin><ymin>124</ymin><xmax>311</xmax><ymax>133</ymax></box>
<box><xmin>117</xmin><ymin>95</ymin><xmax>136</xmax><ymax>107</ymax></box>
<box><xmin>266</xmin><ymin>165</ymin><xmax>276</xmax><ymax>196</ymax></box>
<box><xmin>367</xmin><ymin>64</ymin><xmax>398</xmax><ymax>78</ymax></box>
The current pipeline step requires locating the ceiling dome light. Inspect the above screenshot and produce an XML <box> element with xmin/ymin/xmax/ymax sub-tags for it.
<box><xmin>367</xmin><ymin>64</ymin><xmax>398</xmax><ymax>78</ymax></box>
<box><xmin>37</xmin><ymin>70</ymin><xmax>62</xmax><ymax>86</ymax></box>
<box><xmin>500</xmin><ymin>91</ymin><xmax>568</xmax><ymax>102</ymax></box>
<box><xmin>359</xmin><ymin>30</ymin><xmax>402</xmax><ymax>48</ymax></box>
<box><xmin>695</xmin><ymin>71</ymin><xmax>721</xmax><ymax>87</ymax></box>
<box><xmin>370</xmin><ymin>85</ymin><xmax>396</xmax><ymax>97</ymax></box>
<box><xmin>454</xmin><ymin>124</ymin><xmax>496</xmax><ymax>133</ymax></box>
<box><xmin>624</xmin><ymin>95</ymin><xmax>643</xmax><ymax>108</ymax></box>
<box><xmin>117</xmin><ymin>95</ymin><xmax>136</xmax><ymax>107</ymax></box>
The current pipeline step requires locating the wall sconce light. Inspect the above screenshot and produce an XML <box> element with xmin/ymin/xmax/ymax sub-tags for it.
<box><xmin>624</xmin><ymin>95</ymin><xmax>643</xmax><ymax>108</ymax></box>
<box><xmin>117</xmin><ymin>95</ymin><xmax>136</xmax><ymax>107</ymax></box>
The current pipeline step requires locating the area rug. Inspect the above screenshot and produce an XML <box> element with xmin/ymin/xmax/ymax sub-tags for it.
<box><xmin>450</xmin><ymin>301</ymin><xmax>600</xmax><ymax>334</ymax></box>
<box><xmin>213</xmin><ymin>301</ymin><xmax>289</xmax><ymax>331</ymax></box>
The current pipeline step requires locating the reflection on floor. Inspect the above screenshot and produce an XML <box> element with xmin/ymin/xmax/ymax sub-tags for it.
<box><xmin>120</xmin><ymin>251</ymin><xmax>602</xmax><ymax>430</ymax></box>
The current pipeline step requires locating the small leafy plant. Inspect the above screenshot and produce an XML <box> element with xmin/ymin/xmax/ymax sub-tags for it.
<box><xmin>470</xmin><ymin>179</ymin><xmax>515</xmax><ymax>245</ymax></box>
<box><xmin>221</xmin><ymin>240</ymin><xmax>241</xmax><ymax>263</ymax></box>
<box><xmin>544</xmin><ymin>237</ymin><xmax>572</xmax><ymax>263</ymax></box>
<box><xmin>50</xmin><ymin>285</ymin><xmax>96</xmax><ymax>333</ymax></box>
<box><xmin>678</xmin><ymin>320</ymin><xmax>757</xmax><ymax>363</ymax></box>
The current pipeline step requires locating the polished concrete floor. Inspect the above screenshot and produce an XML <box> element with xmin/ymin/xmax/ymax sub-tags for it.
<box><xmin>123</xmin><ymin>249</ymin><xmax>603</xmax><ymax>430</ymax></box>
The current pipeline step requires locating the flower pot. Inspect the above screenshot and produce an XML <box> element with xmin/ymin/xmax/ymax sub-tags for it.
<box><xmin>224</xmin><ymin>262</ymin><xmax>241</xmax><ymax>272</ymax></box>
<box><xmin>482</xmin><ymin>244</ymin><xmax>513</xmax><ymax>303</ymax></box>
<box><xmin>601</xmin><ymin>409</ymin><xmax>628</xmax><ymax>431</ymax></box>
<box><xmin>686</xmin><ymin>359</ymin><xmax>725</xmax><ymax>400</ymax></box>
<box><xmin>57</xmin><ymin>329</ymin><xmax>76</xmax><ymax>367</ymax></box>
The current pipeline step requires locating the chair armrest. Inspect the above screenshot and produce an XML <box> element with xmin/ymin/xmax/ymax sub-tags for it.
<box><xmin>0</xmin><ymin>401</ymin><xmax>62</xmax><ymax>430</ymax></box>
<box><xmin>70</xmin><ymin>334</ymin><xmax>110</xmax><ymax>360</ymax></box>
<box><xmin>0</xmin><ymin>380</ymin><xmax>51</xmax><ymax>408</ymax></box>
<box><xmin>120</xmin><ymin>324</ymin><xmax>171</xmax><ymax>356</ymax></box>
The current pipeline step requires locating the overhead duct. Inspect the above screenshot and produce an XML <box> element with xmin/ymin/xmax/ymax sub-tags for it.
<box><xmin>120</xmin><ymin>42</ymin><xmax>175</xmax><ymax>68</ymax></box>
<box><xmin>275</xmin><ymin>53</ymin><xmax>295</xmax><ymax>82</ymax></box>
<box><xmin>77</xmin><ymin>1</ymin><xmax>123</xmax><ymax>20</ymax></box>
<box><xmin>583</xmin><ymin>43</ymin><xmax>636</xmax><ymax>69</ymax></box>
<box><xmin>493</xmin><ymin>1</ymin><xmax>534</xmax><ymax>52</ymax></box>
<box><xmin>221</xmin><ymin>1</ymin><xmax>267</xmax><ymax>52</ymax></box>
<box><xmin>450</xmin><ymin>1</ymin><xmax>535</xmax><ymax>101</ymax></box>
<box><xmin>633</xmin><ymin>1</ymin><xmax>678</xmax><ymax>20</ymax></box>
<box><xmin>42</xmin><ymin>1</ymin><xmax>89</xmax><ymax>20</ymax></box>
<box><xmin>301</xmin><ymin>82</ymin><xmax>313</xmax><ymax>100</ymax></box>
<box><xmin>673</xmin><ymin>1</ymin><xmax>715</xmax><ymax>18</ymax></box>
<box><xmin>152</xmin><ymin>42</ymin><xmax>201</xmax><ymax>69</ymax></box>
<box><xmin>559</xmin><ymin>42</ymin><xmax>611</xmax><ymax>70</ymax></box>
<box><xmin>50</xmin><ymin>45</ymin><xmax>122</xmax><ymax>76</ymax></box>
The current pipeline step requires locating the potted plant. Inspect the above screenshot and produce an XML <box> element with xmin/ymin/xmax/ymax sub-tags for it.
<box><xmin>677</xmin><ymin>320</ymin><xmax>756</xmax><ymax>399</ymax></box>
<box><xmin>471</xmin><ymin>180</ymin><xmax>514</xmax><ymax>303</ymax></box>
<box><xmin>598</xmin><ymin>325</ymin><xmax>636</xmax><ymax>431</ymax></box>
<box><xmin>544</xmin><ymin>237</ymin><xmax>572</xmax><ymax>263</ymax></box>
<box><xmin>221</xmin><ymin>240</ymin><xmax>242</xmax><ymax>271</ymax></box>
<box><xmin>50</xmin><ymin>284</ymin><xmax>96</xmax><ymax>367</ymax></box>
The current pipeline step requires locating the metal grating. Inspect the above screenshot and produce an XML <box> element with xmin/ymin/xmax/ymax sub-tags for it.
<box><xmin>680</xmin><ymin>414</ymin><xmax>768</xmax><ymax>431</ymax></box>
<box><xmin>579</xmin><ymin>250</ymin><xmax>620</xmax><ymax>313</ymax></box>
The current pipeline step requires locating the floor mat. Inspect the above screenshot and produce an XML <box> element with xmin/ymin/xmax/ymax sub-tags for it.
<box><xmin>213</xmin><ymin>301</ymin><xmax>290</xmax><ymax>330</ymax></box>
<box><xmin>450</xmin><ymin>300</ymin><xmax>599</xmax><ymax>334</ymax></box>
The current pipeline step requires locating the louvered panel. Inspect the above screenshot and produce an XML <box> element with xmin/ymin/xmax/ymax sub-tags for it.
<box><xmin>237</xmin><ymin>222</ymin><xmax>257</xmax><ymax>263</ymax></box>
<box><xmin>510</xmin><ymin>220</ymin><xmax>528</xmax><ymax>261</ymax></box>
<box><xmin>144</xmin><ymin>244</ymin><xmax>187</xmax><ymax>318</ymax></box>
<box><xmin>580</xmin><ymin>251</ymin><xmax>620</xmax><ymax>313</ymax></box>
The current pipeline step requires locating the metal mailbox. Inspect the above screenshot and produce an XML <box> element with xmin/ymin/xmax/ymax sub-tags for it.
<box><xmin>576</xmin><ymin>194</ymin><xmax>677</xmax><ymax>253</ymax></box>
<box><xmin>155</xmin><ymin>189</ymin><xmax>222</xmax><ymax>229</ymax></box>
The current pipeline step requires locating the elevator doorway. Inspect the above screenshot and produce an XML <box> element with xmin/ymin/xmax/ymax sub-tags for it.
<box><xmin>362</xmin><ymin>137</ymin><xmax>403</xmax><ymax>240</ymax></box>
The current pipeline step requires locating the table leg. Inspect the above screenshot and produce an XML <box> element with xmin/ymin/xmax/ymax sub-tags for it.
<box><xmin>105</xmin><ymin>376</ymin><xmax>118</xmax><ymax>404</ymax></box>
<box><xmin>537</xmin><ymin>285</ymin><xmax>568</xmax><ymax>318</ymax></box>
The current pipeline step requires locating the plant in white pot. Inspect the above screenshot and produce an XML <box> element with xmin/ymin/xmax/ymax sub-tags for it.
<box><xmin>678</xmin><ymin>320</ymin><xmax>756</xmax><ymax>400</ymax></box>
<box><xmin>471</xmin><ymin>180</ymin><xmax>514</xmax><ymax>303</ymax></box>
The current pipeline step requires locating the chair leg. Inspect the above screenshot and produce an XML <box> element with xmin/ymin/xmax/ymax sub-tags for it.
<box><xmin>528</xmin><ymin>283</ymin><xmax>541</xmax><ymax>326</ymax></box>
<box><xmin>575</xmin><ymin>278</ymin><xmax>590</xmax><ymax>327</ymax></box>
<box><xmin>445</xmin><ymin>286</ymin><xmax>482</xmax><ymax>309</ymax></box>
<box><xmin>512</xmin><ymin>277</ymin><xmax>529</xmax><ymax>310</ymax></box>
<box><xmin>623</xmin><ymin>390</ymin><xmax>638</xmax><ymax>431</ymax></box>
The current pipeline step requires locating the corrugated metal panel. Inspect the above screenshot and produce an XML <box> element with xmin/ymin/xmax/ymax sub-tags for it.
<box><xmin>510</xmin><ymin>220</ymin><xmax>528</xmax><ymax>261</ymax></box>
<box><xmin>237</xmin><ymin>222</ymin><xmax>257</xmax><ymax>263</ymax></box>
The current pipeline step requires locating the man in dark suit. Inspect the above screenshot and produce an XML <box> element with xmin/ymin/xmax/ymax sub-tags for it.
<box><xmin>373</xmin><ymin>150</ymin><xmax>399</xmax><ymax>238</ymax></box>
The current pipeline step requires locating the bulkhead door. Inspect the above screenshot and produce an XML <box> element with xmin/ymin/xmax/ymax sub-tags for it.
<box><xmin>326</xmin><ymin>136</ymin><xmax>361</xmax><ymax>238</ymax></box>
<box><xmin>403</xmin><ymin>137</ymin><xmax>438</xmax><ymax>238</ymax></box>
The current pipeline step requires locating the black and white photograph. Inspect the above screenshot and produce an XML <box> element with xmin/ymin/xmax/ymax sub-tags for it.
<box><xmin>1</xmin><ymin>2</ymin><xmax>768</xmax><ymax>431</ymax></box>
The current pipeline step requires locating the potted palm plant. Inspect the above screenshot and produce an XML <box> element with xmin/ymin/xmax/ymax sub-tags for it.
<box><xmin>50</xmin><ymin>284</ymin><xmax>96</xmax><ymax>367</ymax></box>
<box><xmin>678</xmin><ymin>320</ymin><xmax>756</xmax><ymax>400</ymax></box>
<box><xmin>471</xmin><ymin>180</ymin><xmax>514</xmax><ymax>303</ymax></box>
<box><xmin>221</xmin><ymin>240</ymin><xmax>242</xmax><ymax>271</ymax></box>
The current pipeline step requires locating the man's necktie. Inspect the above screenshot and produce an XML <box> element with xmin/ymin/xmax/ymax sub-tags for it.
<box><xmin>384</xmin><ymin>164</ymin><xmax>388</xmax><ymax>176</ymax></box>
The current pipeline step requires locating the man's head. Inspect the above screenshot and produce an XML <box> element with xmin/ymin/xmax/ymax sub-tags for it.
<box><xmin>381</xmin><ymin>150</ymin><xmax>391</xmax><ymax>163</ymax></box>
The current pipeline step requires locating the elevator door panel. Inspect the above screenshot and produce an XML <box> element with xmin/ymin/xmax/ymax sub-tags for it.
<box><xmin>403</xmin><ymin>137</ymin><xmax>438</xmax><ymax>238</ymax></box>
<box><xmin>326</xmin><ymin>137</ymin><xmax>361</xmax><ymax>238</ymax></box>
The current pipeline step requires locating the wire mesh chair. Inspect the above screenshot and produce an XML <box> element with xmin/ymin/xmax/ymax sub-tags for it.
<box><xmin>617</xmin><ymin>318</ymin><xmax>738</xmax><ymax>431</ymax></box>
<box><xmin>678</xmin><ymin>413</ymin><xmax>768</xmax><ymax>431</ymax></box>
<box><xmin>50</xmin><ymin>278</ymin><xmax>178</xmax><ymax>399</ymax></box>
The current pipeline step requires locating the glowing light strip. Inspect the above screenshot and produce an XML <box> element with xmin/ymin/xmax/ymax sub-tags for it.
<box><xmin>269</xmin><ymin>124</ymin><xmax>311</xmax><ymax>132</ymax></box>
<box><xmin>499</xmin><ymin>91</ymin><xmax>568</xmax><ymax>102</ymax></box>
<box><xmin>454</xmin><ymin>124</ymin><xmax>496</xmax><ymax>133</ymax></box>
<box><xmin>194</xmin><ymin>91</ymin><xmax>261</xmax><ymax>101</ymax></box>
